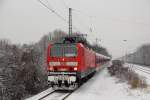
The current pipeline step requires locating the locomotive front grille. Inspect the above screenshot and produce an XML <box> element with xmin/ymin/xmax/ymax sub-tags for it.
<box><xmin>48</xmin><ymin>75</ymin><xmax>76</xmax><ymax>83</ymax></box>
<box><xmin>49</xmin><ymin>71</ymin><xmax>77</xmax><ymax>75</ymax></box>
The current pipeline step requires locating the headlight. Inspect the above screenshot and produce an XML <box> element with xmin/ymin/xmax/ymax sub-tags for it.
<box><xmin>49</xmin><ymin>62</ymin><xmax>60</xmax><ymax>66</ymax></box>
<box><xmin>73</xmin><ymin>67</ymin><xmax>78</xmax><ymax>71</ymax></box>
<box><xmin>66</xmin><ymin>62</ymin><xmax>78</xmax><ymax>66</ymax></box>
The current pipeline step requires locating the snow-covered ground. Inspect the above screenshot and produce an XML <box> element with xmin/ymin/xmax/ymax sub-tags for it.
<box><xmin>26</xmin><ymin>63</ymin><xmax>150</xmax><ymax>100</ymax></box>
<box><xmin>67</xmin><ymin>67</ymin><xmax>150</xmax><ymax>100</ymax></box>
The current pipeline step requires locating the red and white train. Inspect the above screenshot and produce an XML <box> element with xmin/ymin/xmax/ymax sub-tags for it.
<box><xmin>47</xmin><ymin>35</ymin><xmax>110</xmax><ymax>90</ymax></box>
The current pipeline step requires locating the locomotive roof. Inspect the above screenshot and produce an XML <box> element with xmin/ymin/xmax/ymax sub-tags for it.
<box><xmin>50</xmin><ymin>34</ymin><xmax>110</xmax><ymax>58</ymax></box>
<box><xmin>54</xmin><ymin>34</ymin><xmax>89</xmax><ymax>45</ymax></box>
<box><xmin>96</xmin><ymin>52</ymin><xmax>111</xmax><ymax>59</ymax></box>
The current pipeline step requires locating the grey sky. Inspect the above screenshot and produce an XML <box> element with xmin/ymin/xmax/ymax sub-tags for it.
<box><xmin>0</xmin><ymin>0</ymin><xmax>150</xmax><ymax>58</ymax></box>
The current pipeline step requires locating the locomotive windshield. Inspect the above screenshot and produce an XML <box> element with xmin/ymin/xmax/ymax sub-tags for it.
<box><xmin>50</xmin><ymin>44</ymin><xmax>77</xmax><ymax>57</ymax></box>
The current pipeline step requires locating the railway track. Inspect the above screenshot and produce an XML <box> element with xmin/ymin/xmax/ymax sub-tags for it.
<box><xmin>26</xmin><ymin>87</ymin><xmax>76</xmax><ymax>100</ymax></box>
<box><xmin>38</xmin><ymin>90</ymin><xmax>74</xmax><ymax>100</ymax></box>
<box><xmin>129</xmin><ymin>64</ymin><xmax>150</xmax><ymax>75</ymax></box>
<box><xmin>133</xmin><ymin>67</ymin><xmax>150</xmax><ymax>75</ymax></box>
<box><xmin>38</xmin><ymin>90</ymin><xmax>56</xmax><ymax>100</ymax></box>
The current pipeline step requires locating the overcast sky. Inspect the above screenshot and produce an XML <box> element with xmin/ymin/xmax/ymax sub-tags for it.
<box><xmin>0</xmin><ymin>0</ymin><xmax>150</xmax><ymax>58</ymax></box>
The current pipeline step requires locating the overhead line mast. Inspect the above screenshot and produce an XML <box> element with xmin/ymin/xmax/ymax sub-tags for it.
<box><xmin>69</xmin><ymin>8</ymin><xmax>72</xmax><ymax>35</ymax></box>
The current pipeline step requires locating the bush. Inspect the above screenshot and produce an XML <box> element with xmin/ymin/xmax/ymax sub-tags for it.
<box><xmin>108</xmin><ymin>60</ymin><xmax>147</xmax><ymax>89</ymax></box>
<box><xmin>129</xmin><ymin>76</ymin><xmax>147</xmax><ymax>89</ymax></box>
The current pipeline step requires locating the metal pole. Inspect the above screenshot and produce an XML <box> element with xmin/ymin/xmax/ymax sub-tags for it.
<box><xmin>69</xmin><ymin>8</ymin><xmax>72</xmax><ymax>35</ymax></box>
<box><xmin>96</xmin><ymin>38</ymin><xmax>98</xmax><ymax>47</ymax></box>
<box><xmin>123</xmin><ymin>40</ymin><xmax>127</xmax><ymax>63</ymax></box>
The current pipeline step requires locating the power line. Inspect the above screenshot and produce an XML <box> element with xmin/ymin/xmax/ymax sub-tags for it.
<box><xmin>37</xmin><ymin>0</ymin><xmax>67</xmax><ymax>22</ymax></box>
<box><xmin>74</xmin><ymin>8</ymin><xmax>150</xmax><ymax>27</ymax></box>
<box><xmin>57</xmin><ymin>0</ymin><xmax>80</xmax><ymax>31</ymax></box>
<box><xmin>72</xmin><ymin>9</ymin><xmax>96</xmax><ymax>33</ymax></box>
<box><xmin>57</xmin><ymin>0</ymin><xmax>95</xmax><ymax>32</ymax></box>
<box><xmin>60</xmin><ymin>0</ymin><xmax>69</xmax><ymax>9</ymax></box>
<box><xmin>73</xmin><ymin>15</ymin><xmax>91</xmax><ymax>32</ymax></box>
<box><xmin>72</xmin><ymin>8</ymin><xmax>95</xmax><ymax>19</ymax></box>
<box><xmin>45</xmin><ymin>0</ymin><xmax>52</xmax><ymax>8</ymax></box>
<box><xmin>37</xmin><ymin>0</ymin><xmax>83</xmax><ymax>32</ymax></box>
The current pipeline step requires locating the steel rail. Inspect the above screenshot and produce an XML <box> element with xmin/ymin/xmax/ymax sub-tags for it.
<box><xmin>38</xmin><ymin>90</ymin><xmax>56</xmax><ymax>100</ymax></box>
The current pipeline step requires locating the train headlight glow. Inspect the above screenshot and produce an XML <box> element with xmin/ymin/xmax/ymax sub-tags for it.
<box><xmin>66</xmin><ymin>62</ymin><xmax>78</xmax><ymax>66</ymax></box>
<box><xmin>74</xmin><ymin>67</ymin><xmax>78</xmax><ymax>71</ymax></box>
<box><xmin>49</xmin><ymin>62</ymin><xmax>61</xmax><ymax>66</ymax></box>
<box><xmin>48</xmin><ymin>67</ymin><xmax>54</xmax><ymax>71</ymax></box>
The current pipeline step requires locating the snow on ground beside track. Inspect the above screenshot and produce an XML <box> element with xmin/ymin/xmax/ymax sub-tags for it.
<box><xmin>125</xmin><ymin>63</ymin><xmax>150</xmax><ymax>84</ymax></box>
<box><xmin>67</xmin><ymin>68</ymin><xmax>150</xmax><ymax>100</ymax></box>
<box><xmin>26</xmin><ymin>88</ymin><xmax>53</xmax><ymax>100</ymax></box>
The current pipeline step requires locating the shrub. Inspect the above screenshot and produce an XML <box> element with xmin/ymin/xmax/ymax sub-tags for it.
<box><xmin>108</xmin><ymin>60</ymin><xmax>147</xmax><ymax>89</ymax></box>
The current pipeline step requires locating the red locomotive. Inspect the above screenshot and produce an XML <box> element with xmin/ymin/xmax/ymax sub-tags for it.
<box><xmin>47</xmin><ymin>35</ymin><xmax>110</xmax><ymax>90</ymax></box>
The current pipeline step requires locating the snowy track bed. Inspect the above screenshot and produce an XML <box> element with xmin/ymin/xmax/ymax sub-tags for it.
<box><xmin>126</xmin><ymin>63</ymin><xmax>150</xmax><ymax>84</ymax></box>
<box><xmin>127</xmin><ymin>63</ymin><xmax>150</xmax><ymax>73</ymax></box>
<box><xmin>133</xmin><ymin>67</ymin><xmax>150</xmax><ymax>74</ymax></box>
<box><xmin>39</xmin><ymin>91</ymin><xmax>71</xmax><ymax>100</ymax></box>
<box><xmin>26</xmin><ymin>88</ymin><xmax>54</xmax><ymax>100</ymax></box>
<box><xmin>26</xmin><ymin>87</ymin><xmax>76</xmax><ymax>100</ymax></box>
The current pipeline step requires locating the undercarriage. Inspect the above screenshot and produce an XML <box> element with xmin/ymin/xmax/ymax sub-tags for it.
<box><xmin>48</xmin><ymin>72</ymin><xmax>78</xmax><ymax>90</ymax></box>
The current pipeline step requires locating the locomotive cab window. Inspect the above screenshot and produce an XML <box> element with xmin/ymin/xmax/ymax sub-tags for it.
<box><xmin>50</xmin><ymin>44</ymin><xmax>77</xmax><ymax>57</ymax></box>
<box><xmin>50</xmin><ymin>46</ymin><xmax>63</xmax><ymax>57</ymax></box>
<box><xmin>64</xmin><ymin>46</ymin><xmax>77</xmax><ymax>57</ymax></box>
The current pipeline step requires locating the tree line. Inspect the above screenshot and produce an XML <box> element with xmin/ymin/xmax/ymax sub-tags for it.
<box><xmin>122</xmin><ymin>44</ymin><xmax>150</xmax><ymax>66</ymax></box>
